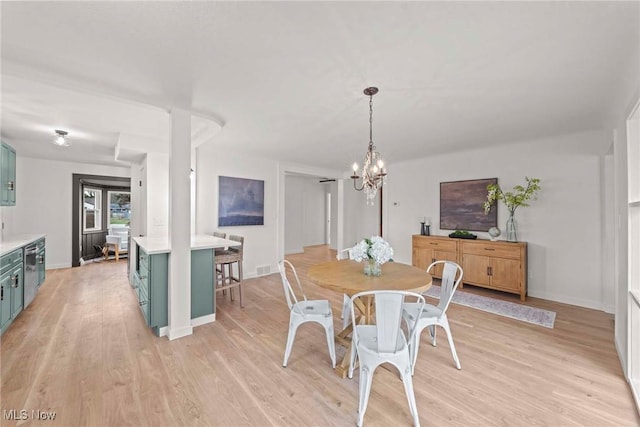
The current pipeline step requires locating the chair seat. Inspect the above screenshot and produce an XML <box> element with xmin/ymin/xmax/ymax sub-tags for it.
<box><xmin>355</xmin><ymin>324</ymin><xmax>408</xmax><ymax>355</ymax></box>
<box><xmin>292</xmin><ymin>299</ymin><xmax>332</xmax><ymax>318</ymax></box>
<box><xmin>215</xmin><ymin>251</ymin><xmax>241</xmax><ymax>264</ymax></box>
<box><xmin>403</xmin><ymin>302</ymin><xmax>442</xmax><ymax>322</ymax></box>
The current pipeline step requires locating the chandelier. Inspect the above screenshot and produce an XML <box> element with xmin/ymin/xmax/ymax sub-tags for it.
<box><xmin>350</xmin><ymin>87</ymin><xmax>386</xmax><ymax>205</ymax></box>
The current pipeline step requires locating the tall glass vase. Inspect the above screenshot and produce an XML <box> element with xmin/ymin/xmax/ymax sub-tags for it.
<box><xmin>506</xmin><ymin>211</ymin><xmax>517</xmax><ymax>242</ymax></box>
<box><xmin>364</xmin><ymin>259</ymin><xmax>382</xmax><ymax>276</ymax></box>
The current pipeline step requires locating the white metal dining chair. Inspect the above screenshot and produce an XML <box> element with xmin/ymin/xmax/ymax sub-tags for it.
<box><xmin>403</xmin><ymin>260</ymin><xmax>464</xmax><ymax>374</ymax></box>
<box><xmin>348</xmin><ymin>290</ymin><xmax>425</xmax><ymax>427</ymax></box>
<box><xmin>278</xmin><ymin>260</ymin><xmax>336</xmax><ymax>368</ymax></box>
<box><xmin>336</xmin><ymin>246</ymin><xmax>355</xmax><ymax>329</ymax></box>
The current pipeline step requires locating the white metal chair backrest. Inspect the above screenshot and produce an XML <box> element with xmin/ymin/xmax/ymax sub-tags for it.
<box><xmin>336</xmin><ymin>246</ymin><xmax>355</xmax><ymax>260</ymax></box>
<box><xmin>428</xmin><ymin>261</ymin><xmax>463</xmax><ymax>313</ymax></box>
<box><xmin>278</xmin><ymin>260</ymin><xmax>307</xmax><ymax>316</ymax></box>
<box><xmin>351</xmin><ymin>290</ymin><xmax>425</xmax><ymax>355</ymax></box>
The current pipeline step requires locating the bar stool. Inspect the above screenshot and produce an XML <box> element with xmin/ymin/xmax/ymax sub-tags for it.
<box><xmin>213</xmin><ymin>231</ymin><xmax>227</xmax><ymax>294</ymax></box>
<box><xmin>214</xmin><ymin>235</ymin><xmax>244</xmax><ymax>308</ymax></box>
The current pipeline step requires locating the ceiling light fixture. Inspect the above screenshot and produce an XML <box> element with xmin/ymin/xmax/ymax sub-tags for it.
<box><xmin>53</xmin><ymin>129</ymin><xmax>70</xmax><ymax>147</ymax></box>
<box><xmin>350</xmin><ymin>87</ymin><xmax>387</xmax><ymax>205</ymax></box>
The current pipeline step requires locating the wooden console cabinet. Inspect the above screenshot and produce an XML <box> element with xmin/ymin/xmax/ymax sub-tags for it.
<box><xmin>412</xmin><ymin>235</ymin><xmax>527</xmax><ymax>300</ymax></box>
<box><xmin>412</xmin><ymin>235</ymin><xmax>458</xmax><ymax>278</ymax></box>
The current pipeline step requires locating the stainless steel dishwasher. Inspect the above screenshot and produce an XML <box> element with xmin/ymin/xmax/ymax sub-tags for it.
<box><xmin>24</xmin><ymin>243</ymin><xmax>38</xmax><ymax>308</ymax></box>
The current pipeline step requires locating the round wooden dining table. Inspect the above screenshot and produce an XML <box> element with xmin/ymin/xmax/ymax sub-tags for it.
<box><xmin>308</xmin><ymin>259</ymin><xmax>432</xmax><ymax>377</ymax></box>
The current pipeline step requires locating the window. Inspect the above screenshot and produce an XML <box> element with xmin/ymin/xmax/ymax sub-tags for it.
<box><xmin>83</xmin><ymin>187</ymin><xmax>102</xmax><ymax>232</ymax></box>
<box><xmin>108</xmin><ymin>191</ymin><xmax>131</xmax><ymax>226</ymax></box>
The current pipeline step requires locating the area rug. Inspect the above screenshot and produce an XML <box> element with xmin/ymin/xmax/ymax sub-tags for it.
<box><xmin>424</xmin><ymin>285</ymin><xmax>556</xmax><ymax>328</ymax></box>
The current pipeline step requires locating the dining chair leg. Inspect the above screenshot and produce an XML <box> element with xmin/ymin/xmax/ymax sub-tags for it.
<box><xmin>399</xmin><ymin>363</ymin><xmax>420</xmax><ymax>427</ymax></box>
<box><xmin>410</xmin><ymin>327</ymin><xmax>423</xmax><ymax>376</ymax></box>
<box><xmin>357</xmin><ymin>365</ymin><xmax>373</xmax><ymax>427</ymax></box>
<box><xmin>324</xmin><ymin>320</ymin><xmax>336</xmax><ymax>368</ymax></box>
<box><xmin>428</xmin><ymin>325</ymin><xmax>437</xmax><ymax>346</ymax></box>
<box><xmin>441</xmin><ymin>317</ymin><xmax>461</xmax><ymax>370</ymax></box>
<box><xmin>348</xmin><ymin>342</ymin><xmax>357</xmax><ymax>379</ymax></box>
<box><xmin>238</xmin><ymin>261</ymin><xmax>244</xmax><ymax>308</ymax></box>
<box><xmin>283</xmin><ymin>319</ymin><xmax>299</xmax><ymax>367</ymax></box>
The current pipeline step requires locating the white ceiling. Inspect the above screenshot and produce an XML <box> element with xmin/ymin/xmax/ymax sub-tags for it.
<box><xmin>1</xmin><ymin>2</ymin><xmax>638</xmax><ymax>169</ymax></box>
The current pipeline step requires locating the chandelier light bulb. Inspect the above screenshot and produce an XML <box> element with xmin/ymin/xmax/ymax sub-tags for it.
<box><xmin>372</xmin><ymin>165</ymin><xmax>379</xmax><ymax>173</ymax></box>
<box><xmin>352</xmin><ymin>162</ymin><xmax>359</xmax><ymax>172</ymax></box>
<box><xmin>377</xmin><ymin>159</ymin><xmax>384</xmax><ymax>168</ymax></box>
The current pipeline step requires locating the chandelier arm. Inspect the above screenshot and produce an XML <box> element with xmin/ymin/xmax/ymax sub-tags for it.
<box><xmin>352</xmin><ymin>178</ymin><xmax>364</xmax><ymax>192</ymax></box>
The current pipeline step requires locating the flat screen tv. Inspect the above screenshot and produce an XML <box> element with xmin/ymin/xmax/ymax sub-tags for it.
<box><xmin>440</xmin><ymin>178</ymin><xmax>497</xmax><ymax>231</ymax></box>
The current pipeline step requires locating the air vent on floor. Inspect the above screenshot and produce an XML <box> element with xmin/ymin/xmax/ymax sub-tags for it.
<box><xmin>256</xmin><ymin>265</ymin><xmax>271</xmax><ymax>276</ymax></box>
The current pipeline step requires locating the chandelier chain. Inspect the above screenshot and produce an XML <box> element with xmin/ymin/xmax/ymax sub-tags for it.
<box><xmin>369</xmin><ymin>94</ymin><xmax>374</xmax><ymax>151</ymax></box>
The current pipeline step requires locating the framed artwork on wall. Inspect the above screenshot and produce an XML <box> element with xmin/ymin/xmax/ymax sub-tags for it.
<box><xmin>218</xmin><ymin>176</ymin><xmax>264</xmax><ymax>226</ymax></box>
<box><xmin>440</xmin><ymin>178</ymin><xmax>497</xmax><ymax>231</ymax></box>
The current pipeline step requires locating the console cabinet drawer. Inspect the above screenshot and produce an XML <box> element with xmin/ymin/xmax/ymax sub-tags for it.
<box><xmin>460</xmin><ymin>241</ymin><xmax>521</xmax><ymax>260</ymax></box>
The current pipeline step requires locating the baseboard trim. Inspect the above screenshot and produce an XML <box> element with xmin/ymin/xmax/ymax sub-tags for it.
<box><xmin>191</xmin><ymin>313</ymin><xmax>216</xmax><ymax>327</ymax></box>
<box><xmin>168</xmin><ymin>325</ymin><xmax>193</xmax><ymax>340</ymax></box>
<box><xmin>527</xmin><ymin>290</ymin><xmax>602</xmax><ymax>310</ymax></box>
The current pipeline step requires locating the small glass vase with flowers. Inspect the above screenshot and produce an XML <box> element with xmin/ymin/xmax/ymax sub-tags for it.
<box><xmin>348</xmin><ymin>236</ymin><xmax>394</xmax><ymax>276</ymax></box>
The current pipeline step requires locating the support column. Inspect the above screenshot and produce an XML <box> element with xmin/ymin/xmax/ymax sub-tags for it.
<box><xmin>168</xmin><ymin>108</ymin><xmax>193</xmax><ymax>340</ymax></box>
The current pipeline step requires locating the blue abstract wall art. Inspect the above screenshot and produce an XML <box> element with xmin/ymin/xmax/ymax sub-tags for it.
<box><xmin>218</xmin><ymin>176</ymin><xmax>265</xmax><ymax>226</ymax></box>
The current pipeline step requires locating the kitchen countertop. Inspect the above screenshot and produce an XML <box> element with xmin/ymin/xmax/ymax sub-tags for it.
<box><xmin>133</xmin><ymin>234</ymin><xmax>240</xmax><ymax>255</ymax></box>
<box><xmin>0</xmin><ymin>234</ymin><xmax>46</xmax><ymax>257</ymax></box>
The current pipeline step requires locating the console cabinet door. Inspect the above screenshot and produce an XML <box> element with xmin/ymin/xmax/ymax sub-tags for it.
<box><xmin>412</xmin><ymin>246</ymin><xmax>432</xmax><ymax>271</ymax></box>
<box><xmin>462</xmin><ymin>254</ymin><xmax>491</xmax><ymax>286</ymax></box>
<box><xmin>490</xmin><ymin>257</ymin><xmax>521</xmax><ymax>292</ymax></box>
<box><xmin>432</xmin><ymin>250</ymin><xmax>458</xmax><ymax>277</ymax></box>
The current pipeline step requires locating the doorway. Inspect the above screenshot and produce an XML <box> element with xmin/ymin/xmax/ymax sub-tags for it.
<box><xmin>71</xmin><ymin>174</ymin><xmax>131</xmax><ymax>267</ymax></box>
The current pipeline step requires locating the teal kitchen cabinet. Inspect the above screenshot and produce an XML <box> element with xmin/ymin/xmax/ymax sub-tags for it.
<box><xmin>132</xmin><ymin>240</ymin><xmax>216</xmax><ymax>336</ymax></box>
<box><xmin>36</xmin><ymin>238</ymin><xmax>46</xmax><ymax>286</ymax></box>
<box><xmin>191</xmin><ymin>248</ymin><xmax>214</xmax><ymax>319</ymax></box>
<box><xmin>10</xmin><ymin>263</ymin><xmax>23</xmax><ymax>318</ymax></box>
<box><xmin>0</xmin><ymin>248</ymin><xmax>23</xmax><ymax>333</ymax></box>
<box><xmin>0</xmin><ymin>142</ymin><xmax>16</xmax><ymax>206</ymax></box>
<box><xmin>134</xmin><ymin>246</ymin><xmax>168</xmax><ymax>335</ymax></box>
<box><xmin>0</xmin><ymin>272</ymin><xmax>12</xmax><ymax>331</ymax></box>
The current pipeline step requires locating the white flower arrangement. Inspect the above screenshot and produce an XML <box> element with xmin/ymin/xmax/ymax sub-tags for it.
<box><xmin>348</xmin><ymin>236</ymin><xmax>394</xmax><ymax>265</ymax></box>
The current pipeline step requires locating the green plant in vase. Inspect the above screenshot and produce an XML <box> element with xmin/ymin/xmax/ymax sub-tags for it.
<box><xmin>483</xmin><ymin>177</ymin><xmax>541</xmax><ymax>242</ymax></box>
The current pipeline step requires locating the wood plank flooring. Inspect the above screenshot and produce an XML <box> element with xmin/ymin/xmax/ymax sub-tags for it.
<box><xmin>1</xmin><ymin>245</ymin><xmax>638</xmax><ymax>426</ymax></box>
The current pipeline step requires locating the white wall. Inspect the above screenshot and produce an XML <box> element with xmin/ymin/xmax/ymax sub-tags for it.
<box><xmin>143</xmin><ymin>153</ymin><xmax>169</xmax><ymax>238</ymax></box>
<box><xmin>0</xmin><ymin>156</ymin><xmax>130</xmax><ymax>269</ymax></box>
<box><xmin>329</xmin><ymin>181</ymin><xmax>340</xmax><ymax>250</ymax></box>
<box><xmin>196</xmin><ymin>145</ymin><xmax>279</xmax><ymax>278</ymax></box>
<box><xmin>284</xmin><ymin>175</ymin><xmax>304</xmax><ymax>254</ymax></box>
<box><xmin>384</xmin><ymin>130</ymin><xmax>608</xmax><ymax>309</ymax></box>
<box><xmin>283</xmin><ymin>175</ymin><xmax>328</xmax><ymax>254</ymax></box>
<box><xmin>612</xmin><ymin>102</ymin><xmax>632</xmax><ymax>377</ymax></box>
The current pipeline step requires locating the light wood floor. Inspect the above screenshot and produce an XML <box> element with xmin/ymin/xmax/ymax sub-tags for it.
<box><xmin>1</xmin><ymin>245</ymin><xmax>638</xmax><ymax>426</ymax></box>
